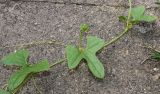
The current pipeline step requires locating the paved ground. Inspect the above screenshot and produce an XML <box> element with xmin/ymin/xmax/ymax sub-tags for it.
<box><xmin>0</xmin><ymin>0</ymin><xmax>160</xmax><ymax>94</ymax></box>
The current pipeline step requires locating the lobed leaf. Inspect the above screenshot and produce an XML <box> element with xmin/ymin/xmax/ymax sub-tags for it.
<box><xmin>1</xmin><ymin>49</ymin><xmax>29</xmax><ymax>66</ymax></box>
<box><xmin>131</xmin><ymin>6</ymin><xmax>157</xmax><ymax>23</ymax></box>
<box><xmin>8</xmin><ymin>60</ymin><xmax>50</xmax><ymax>91</ymax></box>
<box><xmin>66</xmin><ymin>36</ymin><xmax>105</xmax><ymax>79</ymax></box>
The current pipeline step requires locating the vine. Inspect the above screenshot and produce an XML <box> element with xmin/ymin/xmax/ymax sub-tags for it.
<box><xmin>0</xmin><ymin>0</ymin><xmax>158</xmax><ymax>94</ymax></box>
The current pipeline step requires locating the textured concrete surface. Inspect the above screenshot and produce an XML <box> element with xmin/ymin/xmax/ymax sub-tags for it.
<box><xmin>0</xmin><ymin>0</ymin><xmax>160</xmax><ymax>94</ymax></box>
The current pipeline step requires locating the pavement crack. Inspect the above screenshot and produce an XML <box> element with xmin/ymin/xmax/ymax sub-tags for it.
<box><xmin>12</xmin><ymin>0</ymin><xmax>101</xmax><ymax>6</ymax></box>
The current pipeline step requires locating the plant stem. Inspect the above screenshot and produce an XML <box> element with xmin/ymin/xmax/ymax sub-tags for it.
<box><xmin>1</xmin><ymin>40</ymin><xmax>64</xmax><ymax>50</ymax></box>
<box><xmin>103</xmin><ymin>28</ymin><xmax>129</xmax><ymax>47</ymax></box>
<box><xmin>127</xmin><ymin>0</ymin><xmax>132</xmax><ymax>28</ymax></box>
<box><xmin>140</xmin><ymin>45</ymin><xmax>160</xmax><ymax>53</ymax></box>
<box><xmin>78</xmin><ymin>31</ymin><xmax>83</xmax><ymax>49</ymax></box>
<box><xmin>50</xmin><ymin>58</ymin><xmax>66</xmax><ymax>68</ymax></box>
<box><xmin>103</xmin><ymin>0</ymin><xmax>132</xmax><ymax>48</ymax></box>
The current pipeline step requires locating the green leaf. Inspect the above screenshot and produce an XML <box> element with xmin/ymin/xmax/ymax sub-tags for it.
<box><xmin>119</xmin><ymin>16</ymin><xmax>127</xmax><ymax>23</ymax></box>
<box><xmin>131</xmin><ymin>6</ymin><xmax>145</xmax><ymax>21</ymax></box>
<box><xmin>0</xmin><ymin>89</ymin><xmax>10</xmax><ymax>94</ymax></box>
<box><xmin>66</xmin><ymin>36</ymin><xmax>105</xmax><ymax>79</ymax></box>
<box><xmin>84</xmin><ymin>51</ymin><xmax>105</xmax><ymax>78</ymax></box>
<box><xmin>131</xmin><ymin>6</ymin><xmax>157</xmax><ymax>22</ymax></box>
<box><xmin>85</xmin><ymin>36</ymin><xmax>105</xmax><ymax>78</ymax></box>
<box><xmin>8</xmin><ymin>67</ymin><xmax>30</xmax><ymax>91</ymax></box>
<box><xmin>29</xmin><ymin>59</ymin><xmax>50</xmax><ymax>72</ymax></box>
<box><xmin>80</xmin><ymin>24</ymin><xmax>89</xmax><ymax>32</ymax></box>
<box><xmin>86</xmin><ymin>36</ymin><xmax>105</xmax><ymax>53</ymax></box>
<box><xmin>1</xmin><ymin>49</ymin><xmax>29</xmax><ymax>66</ymax></box>
<box><xmin>151</xmin><ymin>51</ymin><xmax>160</xmax><ymax>61</ymax></box>
<box><xmin>66</xmin><ymin>45</ymin><xmax>83</xmax><ymax>69</ymax></box>
<box><xmin>8</xmin><ymin>59</ymin><xmax>50</xmax><ymax>91</ymax></box>
<box><xmin>140</xmin><ymin>15</ymin><xmax>157</xmax><ymax>22</ymax></box>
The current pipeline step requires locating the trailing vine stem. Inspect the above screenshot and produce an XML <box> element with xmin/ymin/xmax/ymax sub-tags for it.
<box><xmin>0</xmin><ymin>39</ymin><xmax>64</xmax><ymax>50</ymax></box>
<box><xmin>78</xmin><ymin>31</ymin><xmax>83</xmax><ymax>49</ymax></box>
<box><xmin>103</xmin><ymin>0</ymin><xmax>132</xmax><ymax>48</ymax></box>
<box><xmin>50</xmin><ymin>58</ymin><xmax>67</xmax><ymax>68</ymax></box>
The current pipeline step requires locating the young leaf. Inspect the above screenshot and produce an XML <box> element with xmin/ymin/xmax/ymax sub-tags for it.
<box><xmin>0</xmin><ymin>89</ymin><xmax>10</xmax><ymax>94</ymax></box>
<box><xmin>140</xmin><ymin>15</ymin><xmax>157</xmax><ymax>22</ymax></box>
<box><xmin>1</xmin><ymin>49</ymin><xmax>29</xmax><ymax>66</ymax></box>
<box><xmin>119</xmin><ymin>16</ymin><xmax>127</xmax><ymax>23</ymax></box>
<box><xmin>80</xmin><ymin>24</ymin><xmax>89</xmax><ymax>32</ymax></box>
<box><xmin>8</xmin><ymin>59</ymin><xmax>50</xmax><ymax>91</ymax></box>
<box><xmin>131</xmin><ymin>5</ymin><xmax>145</xmax><ymax>21</ymax></box>
<box><xmin>66</xmin><ymin>45</ymin><xmax>83</xmax><ymax>69</ymax></box>
<box><xmin>151</xmin><ymin>51</ymin><xmax>160</xmax><ymax>61</ymax></box>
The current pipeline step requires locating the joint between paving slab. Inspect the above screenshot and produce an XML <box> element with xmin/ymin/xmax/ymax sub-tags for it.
<box><xmin>0</xmin><ymin>0</ymin><xmax>158</xmax><ymax>10</ymax></box>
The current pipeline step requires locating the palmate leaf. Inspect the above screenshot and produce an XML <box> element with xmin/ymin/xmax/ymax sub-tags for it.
<box><xmin>8</xmin><ymin>59</ymin><xmax>50</xmax><ymax>91</ymax></box>
<box><xmin>66</xmin><ymin>36</ymin><xmax>105</xmax><ymax>79</ymax></box>
<box><xmin>1</xmin><ymin>49</ymin><xmax>29</xmax><ymax>66</ymax></box>
<box><xmin>0</xmin><ymin>89</ymin><xmax>10</xmax><ymax>94</ymax></box>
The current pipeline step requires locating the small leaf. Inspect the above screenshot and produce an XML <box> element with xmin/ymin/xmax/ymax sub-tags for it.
<box><xmin>86</xmin><ymin>36</ymin><xmax>105</xmax><ymax>53</ymax></box>
<box><xmin>84</xmin><ymin>51</ymin><xmax>105</xmax><ymax>79</ymax></box>
<box><xmin>131</xmin><ymin>6</ymin><xmax>145</xmax><ymax>21</ymax></box>
<box><xmin>119</xmin><ymin>16</ymin><xmax>127</xmax><ymax>23</ymax></box>
<box><xmin>1</xmin><ymin>49</ymin><xmax>29</xmax><ymax>66</ymax></box>
<box><xmin>0</xmin><ymin>89</ymin><xmax>10</xmax><ymax>94</ymax></box>
<box><xmin>80</xmin><ymin>24</ymin><xmax>89</xmax><ymax>32</ymax></box>
<box><xmin>140</xmin><ymin>15</ymin><xmax>157</xmax><ymax>22</ymax></box>
<box><xmin>29</xmin><ymin>59</ymin><xmax>50</xmax><ymax>72</ymax></box>
<box><xmin>66</xmin><ymin>45</ymin><xmax>83</xmax><ymax>69</ymax></box>
<box><xmin>151</xmin><ymin>51</ymin><xmax>160</xmax><ymax>61</ymax></box>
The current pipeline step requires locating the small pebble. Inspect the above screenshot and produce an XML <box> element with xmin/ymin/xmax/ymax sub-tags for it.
<box><xmin>153</xmin><ymin>68</ymin><xmax>159</xmax><ymax>71</ymax></box>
